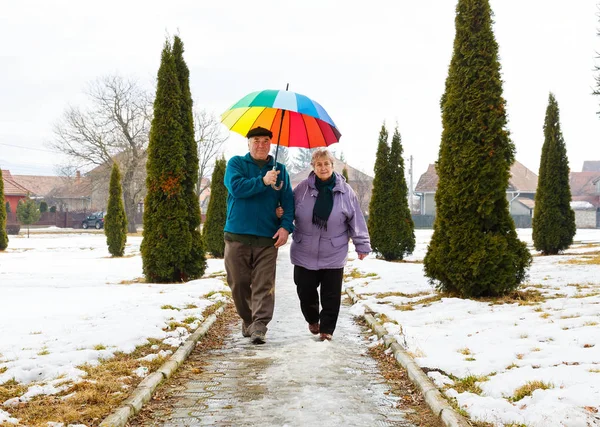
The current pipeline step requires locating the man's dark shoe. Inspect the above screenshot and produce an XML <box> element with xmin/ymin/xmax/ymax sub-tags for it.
<box><xmin>242</xmin><ymin>323</ymin><xmax>251</xmax><ymax>338</ymax></box>
<box><xmin>251</xmin><ymin>330</ymin><xmax>266</xmax><ymax>344</ymax></box>
<box><xmin>308</xmin><ymin>323</ymin><xmax>319</xmax><ymax>335</ymax></box>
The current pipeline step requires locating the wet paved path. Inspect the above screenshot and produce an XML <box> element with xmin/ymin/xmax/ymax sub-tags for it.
<box><xmin>161</xmin><ymin>246</ymin><xmax>415</xmax><ymax>426</ymax></box>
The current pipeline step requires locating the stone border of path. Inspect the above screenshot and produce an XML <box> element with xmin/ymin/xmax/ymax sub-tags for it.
<box><xmin>346</xmin><ymin>289</ymin><xmax>470</xmax><ymax>427</ymax></box>
<box><xmin>99</xmin><ymin>303</ymin><xmax>228</xmax><ymax>427</ymax></box>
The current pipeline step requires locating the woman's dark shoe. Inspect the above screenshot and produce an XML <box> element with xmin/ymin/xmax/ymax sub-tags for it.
<box><xmin>319</xmin><ymin>333</ymin><xmax>333</xmax><ymax>341</ymax></box>
<box><xmin>308</xmin><ymin>323</ymin><xmax>320</xmax><ymax>335</ymax></box>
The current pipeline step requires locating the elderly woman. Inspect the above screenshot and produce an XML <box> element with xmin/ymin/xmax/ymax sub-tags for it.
<box><xmin>291</xmin><ymin>148</ymin><xmax>371</xmax><ymax>341</ymax></box>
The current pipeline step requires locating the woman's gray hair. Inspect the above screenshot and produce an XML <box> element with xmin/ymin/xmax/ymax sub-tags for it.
<box><xmin>310</xmin><ymin>148</ymin><xmax>335</xmax><ymax>167</ymax></box>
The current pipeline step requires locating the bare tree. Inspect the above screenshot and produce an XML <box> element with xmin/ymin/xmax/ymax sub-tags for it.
<box><xmin>51</xmin><ymin>75</ymin><xmax>152</xmax><ymax>232</ymax></box>
<box><xmin>348</xmin><ymin>167</ymin><xmax>373</xmax><ymax>215</ymax></box>
<box><xmin>195</xmin><ymin>110</ymin><xmax>227</xmax><ymax>202</ymax></box>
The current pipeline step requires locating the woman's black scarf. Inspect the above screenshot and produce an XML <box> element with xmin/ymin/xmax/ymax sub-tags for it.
<box><xmin>312</xmin><ymin>173</ymin><xmax>336</xmax><ymax>230</ymax></box>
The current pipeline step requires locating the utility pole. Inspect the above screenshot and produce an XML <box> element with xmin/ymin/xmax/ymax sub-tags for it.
<box><xmin>409</xmin><ymin>155</ymin><xmax>414</xmax><ymax>210</ymax></box>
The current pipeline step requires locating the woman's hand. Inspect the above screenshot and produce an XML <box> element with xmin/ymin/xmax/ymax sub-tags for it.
<box><xmin>275</xmin><ymin>206</ymin><xmax>284</xmax><ymax>219</ymax></box>
<box><xmin>357</xmin><ymin>253</ymin><xmax>368</xmax><ymax>260</ymax></box>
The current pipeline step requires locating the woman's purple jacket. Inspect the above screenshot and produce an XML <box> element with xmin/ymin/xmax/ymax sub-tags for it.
<box><xmin>290</xmin><ymin>171</ymin><xmax>371</xmax><ymax>271</ymax></box>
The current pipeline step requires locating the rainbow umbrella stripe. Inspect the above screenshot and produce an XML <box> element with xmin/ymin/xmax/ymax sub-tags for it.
<box><xmin>221</xmin><ymin>90</ymin><xmax>341</xmax><ymax>148</ymax></box>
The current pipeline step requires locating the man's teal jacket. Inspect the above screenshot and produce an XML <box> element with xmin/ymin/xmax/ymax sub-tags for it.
<box><xmin>224</xmin><ymin>153</ymin><xmax>294</xmax><ymax>237</ymax></box>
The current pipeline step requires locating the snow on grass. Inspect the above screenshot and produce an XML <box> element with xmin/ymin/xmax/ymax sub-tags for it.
<box><xmin>346</xmin><ymin>229</ymin><xmax>600</xmax><ymax>427</ymax></box>
<box><xmin>0</xmin><ymin>230</ymin><xmax>227</xmax><ymax>422</ymax></box>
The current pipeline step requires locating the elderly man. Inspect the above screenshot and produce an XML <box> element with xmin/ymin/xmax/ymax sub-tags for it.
<box><xmin>223</xmin><ymin>126</ymin><xmax>294</xmax><ymax>344</ymax></box>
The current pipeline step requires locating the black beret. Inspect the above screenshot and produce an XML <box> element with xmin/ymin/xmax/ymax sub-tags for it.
<box><xmin>246</xmin><ymin>126</ymin><xmax>273</xmax><ymax>139</ymax></box>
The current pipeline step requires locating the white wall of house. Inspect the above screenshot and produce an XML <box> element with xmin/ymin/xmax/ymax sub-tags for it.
<box><xmin>422</xmin><ymin>193</ymin><xmax>436</xmax><ymax>216</ymax></box>
<box><xmin>574</xmin><ymin>209</ymin><xmax>597</xmax><ymax>228</ymax></box>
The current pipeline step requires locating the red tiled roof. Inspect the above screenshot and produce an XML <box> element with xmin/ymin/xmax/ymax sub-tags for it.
<box><xmin>2</xmin><ymin>169</ymin><xmax>33</xmax><ymax>196</ymax></box>
<box><xmin>569</xmin><ymin>172</ymin><xmax>600</xmax><ymax>197</ymax></box>
<box><xmin>415</xmin><ymin>161</ymin><xmax>537</xmax><ymax>193</ymax></box>
<box><xmin>414</xmin><ymin>164</ymin><xmax>438</xmax><ymax>192</ymax></box>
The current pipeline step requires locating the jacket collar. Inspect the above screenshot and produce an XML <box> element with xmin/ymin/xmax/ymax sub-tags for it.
<box><xmin>244</xmin><ymin>152</ymin><xmax>275</xmax><ymax>167</ymax></box>
<box><xmin>307</xmin><ymin>171</ymin><xmax>346</xmax><ymax>194</ymax></box>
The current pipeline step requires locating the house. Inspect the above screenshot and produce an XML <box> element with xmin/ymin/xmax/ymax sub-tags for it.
<box><xmin>11</xmin><ymin>170</ymin><xmax>93</xmax><ymax>212</ymax></box>
<box><xmin>1</xmin><ymin>170</ymin><xmax>33</xmax><ymax>214</ymax></box>
<box><xmin>414</xmin><ymin>160</ymin><xmax>538</xmax><ymax>218</ymax></box>
<box><xmin>290</xmin><ymin>160</ymin><xmax>374</xmax><ymax>215</ymax></box>
<box><xmin>569</xmin><ymin>171</ymin><xmax>600</xmax><ymax>209</ymax></box>
<box><xmin>582</xmin><ymin>161</ymin><xmax>600</xmax><ymax>172</ymax></box>
<box><xmin>569</xmin><ymin>164</ymin><xmax>600</xmax><ymax>228</ymax></box>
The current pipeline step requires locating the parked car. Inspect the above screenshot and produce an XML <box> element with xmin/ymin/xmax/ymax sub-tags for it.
<box><xmin>82</xmin><ymin>211</ymin><xmax>105</xmax><ymax>229</ymax></box>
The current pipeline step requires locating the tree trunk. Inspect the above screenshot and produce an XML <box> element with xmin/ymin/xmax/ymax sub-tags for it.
<box><xmin>122</xmin><ymin>168</ymin><xmax>138</xmax><ymax>233</ymax></box>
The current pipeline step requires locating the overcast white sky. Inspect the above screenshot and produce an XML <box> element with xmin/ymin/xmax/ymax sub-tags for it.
<box><xmin>1</xmin><ymin>0</ymin><xmax>600</xmax><ymax>184</ymax></box>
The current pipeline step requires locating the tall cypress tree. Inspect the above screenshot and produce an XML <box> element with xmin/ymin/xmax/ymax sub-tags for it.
<box><xmin>0</xmin><ymin>170</ymin><xmax>8</xmax><ymax>251</ymax></box>
<box><xmin>105</xmin><ymin>162</ymin><xmax>128</xmax><ymax>257</ymax></box>
<box><xmin>367</xmin><ymin>124</ymin><xmax>392</xmax><ymax>257</ymax></box>
<box><xmin>532</xmin><ymin>93</ymin><xmax>576</xmax><ymax>255</ymax></box>
<box><xmin>173</xmin><ymin>35</ymin><xmax>206</xmax><ymax>279</ymax></box>
<box><xmin>202</xmin><ymin>157</ymin><xmax>227</xmax><ymax>258</ymax></box>
<box><xmin>423</xmin><ymin>0</ymin><xmax>531</xmax><ymax>297</ymax></box>
<box><xmin>141</xmin><ymin>40</ymin><xmax>191</xmax><ymax>283</ymax></box>
<box><xmin>385</xmin><ymin>127</ymin><xmax>415</xmax><ymax>260</ymax></box>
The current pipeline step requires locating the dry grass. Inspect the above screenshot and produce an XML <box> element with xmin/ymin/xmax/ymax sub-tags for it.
<box><xmin>509</xmin><ymin>381</ymin><xmax>553</xmax><ymax>402</ymax></box>
<box><xmin>457</xmin><ymin>348</ymin><xmax>472</xmax><ymax>356</ymax></box>
<box><xmin>482</xmin><ymin>289</ymin><xmax>546</xmax><ymax>306</ymax></box>
<box><xmin>560</xmin><ymin>253</ymin><xmax>600</xmax><ymax>265</ymax></box>
<box><xmin>118</xmin><ymin>277</ymin><xmax>145</xmax><ymax>285</ymax></box>
<box><xmin>506</xmin><ymin>363</ymin><xmax>519</xmax><ymax>370</ymax></box>
<box><xmin>447</xmin><ymin>375</ymin><xmax>487</xmax><ymax>395</ymax></box>
<box><xmin>365</xmin><ymin>341</ymin><xmax>443</xmax><ymax>426</ymax></box>
<box><xmin>344</xmin><ymin>267</ymin><xmax>379</xmax><ymax>281</ymax></box>
<box><xmin>0</xmin><ymin>302</ymin><xmax>225</xmax><ymax>426</ymax></box>
<box><xmin>374</xmin><ymin>291</ymin><xmax>430</xmax><ymax>299</ymax></box>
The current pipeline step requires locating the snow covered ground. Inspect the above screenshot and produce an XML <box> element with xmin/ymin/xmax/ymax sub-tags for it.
<box><xmin>346</xmin><ymin>229</ymin><xmax>600</xmax><ymax>427</ymax></box>
<box><xmin>1</xmin><ymin>227</ymin><xmax>599</xmax><ymax>426</ymax></box>
<box><xmin>0</xmin><ymin>229</ymin><xmax>228</xmax><ymax>424</ymax></box>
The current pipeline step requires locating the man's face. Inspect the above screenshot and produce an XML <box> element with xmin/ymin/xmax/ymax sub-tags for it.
<box><xmin>249</xmin><ymin>136</ymin><xmax>271</xmax><ymax>160</ymax></box>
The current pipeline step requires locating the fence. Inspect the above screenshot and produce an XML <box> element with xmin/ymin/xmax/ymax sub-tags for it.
<box><xmin>6</xmin><ymin>211</ymin><xmax>89</xmax><ymax>229</ymax></box>
<box><xmin>411</xmin><ymin>214</ymin><xmax>533</xmax><ymax>229</ymax></box>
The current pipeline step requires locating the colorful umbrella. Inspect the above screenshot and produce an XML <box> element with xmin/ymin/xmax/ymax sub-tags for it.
<box><xmin>221</xmin><ymin>88</ymin><xmax>341</xmax><ymax>150</ymax></box>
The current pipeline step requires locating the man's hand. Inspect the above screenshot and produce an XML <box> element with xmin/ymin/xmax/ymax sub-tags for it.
<box><xmin>357</xmin><ymin>253</ymin><xmax>368</xmax><ymax>260</ymax></box>
<box><xmin>272</xmin><ymin>228</ymin><xmax>289</xmax><ymax>248</ymax></box>
<box><xmin>275</xmin><ymin>207</ymin><xmax>284</xmax><ymax>219</ymax></box>
<box><xmin>263</xmin><ymin>169</ymin><xmax>280</xmax><ymax>186</ymax></box>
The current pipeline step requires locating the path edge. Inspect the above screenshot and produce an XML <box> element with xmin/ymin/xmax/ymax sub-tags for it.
<box><xmin>346</xmin><ymin>289</ymin><xmax>470</xmax><ymax>427</ymax></box>
<box><xmin>99</xmin><ymin>302</ymin><xmax>228</xmax><ymax>427</ymax></box>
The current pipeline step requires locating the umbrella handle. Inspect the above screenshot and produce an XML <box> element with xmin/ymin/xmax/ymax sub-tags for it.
<box><xmin>270</xmin><ymin>165</ymin><xmax>283</xmax><ymax>191</ymax></box>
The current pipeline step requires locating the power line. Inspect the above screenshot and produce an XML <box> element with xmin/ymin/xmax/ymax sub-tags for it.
<box><xmin>0</xmin><ymin>142</ymin><xmax>59</xmax><ymax>154</ymax></box>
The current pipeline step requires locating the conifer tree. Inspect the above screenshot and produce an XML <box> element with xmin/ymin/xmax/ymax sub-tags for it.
<box><xmin>532</xmin><ymin>93</ymin><xmax>576</xmax><ymax>255</ymax></box>
<box><xmin>202</xmin><ymin>157</ymin><xmax>227</xmax><ymax>257</ymax></box>
<box><xmin>342</xmin><ymin>165</ymin><xmax>349</xmax><ymax>183</ymax></box>
<box><xmin>39</xmin><ymin>201</ymin><xmax>48</xmax><ymax>213</ymax></box>
<box><xmin>293</xmin><ymin>148</ymin><xmax>315</xmax><ymax>173</ymax></box>
<box><xmin>384</xmin><ymin>127</ymin><xmax>415</xmax><ymax>260</ymax></box>
<box><xmin>367</xmin><ymin>124</ymin><xmax>392</xmax><ymax>257</ymax></box>
<box><xmin>423</xmin><ymin>0</ymin><xmax>531</xmax><ymax>297</ymax></box>
<box><xmin>0</xmin><ymin>170</ymin><xmax>8</xmax><ymax>250</ymax></box>
<box><xmin>105</xmin><ymin>162</ymin><xmax>128</xmax><ymax>257</ymax></box>
<box><xmin>141</xmin><ymin>40</ymin><xmax>192</xmax><ymax>282</ymax></box>
<box><xmin>173</xmin><ymin>35</ymin><xmax>206</xmax><ymax>279</ymax></box>
<box><xmin>16</xmin><ymin>195</ymin><xmax>41</xmax><ymax>238</ymax></box>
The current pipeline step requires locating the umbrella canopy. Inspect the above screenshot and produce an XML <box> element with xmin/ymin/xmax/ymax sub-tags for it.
<box><xmin>221</xmin><ymin>89</ymin><xmax>341</xmax><ymax>148</ymax></box>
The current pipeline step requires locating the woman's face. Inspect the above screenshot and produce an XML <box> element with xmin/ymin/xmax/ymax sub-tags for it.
<box><xmin>313</xmin><ymin>157</ymin><xmax>334</xmax><ymax>181</ymax></box>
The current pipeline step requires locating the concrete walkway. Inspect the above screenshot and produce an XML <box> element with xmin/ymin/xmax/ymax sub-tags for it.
<box><xmin>161</xmin><ymin>246</ymin><xmax>416</xmax><ymax>427</ymax></box>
